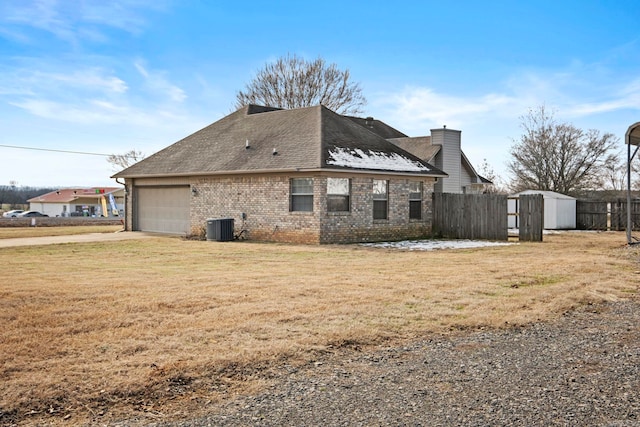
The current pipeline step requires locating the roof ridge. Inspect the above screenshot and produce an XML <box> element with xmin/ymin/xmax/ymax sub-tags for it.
<box><xmin>245</xmin><ymin>104</ymin><xmax>284</xmax><ymax>115</ymax></box>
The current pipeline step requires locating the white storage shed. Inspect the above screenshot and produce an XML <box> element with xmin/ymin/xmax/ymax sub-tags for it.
<box><xmin>508</xmin><ymin>190</ymin><xmax>576</xmax><ymax>230</ymax></box>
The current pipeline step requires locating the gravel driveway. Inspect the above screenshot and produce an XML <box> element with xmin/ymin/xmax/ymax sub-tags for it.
<box><xmin>156</xmin><ymin>298</ymin><xmax>640</xmax><ymax>427</ymax></box>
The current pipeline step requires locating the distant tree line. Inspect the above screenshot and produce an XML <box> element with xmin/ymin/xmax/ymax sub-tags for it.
<box><xmin>0</xmin><ymin>185</ymin><xmax>56</xmax><ymax>208</ymax></box>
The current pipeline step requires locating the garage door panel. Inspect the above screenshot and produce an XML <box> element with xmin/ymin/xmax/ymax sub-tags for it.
<box><xmin>136</xmin><ymin>187</ymin><xmax>190</xmax><ymax>234</ymax></box>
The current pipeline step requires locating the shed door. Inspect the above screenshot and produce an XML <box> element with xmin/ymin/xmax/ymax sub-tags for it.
<box><xmin>135</xmin><ymin>186</ymin><xmax>190</xmax><ymax>234</ymax></box>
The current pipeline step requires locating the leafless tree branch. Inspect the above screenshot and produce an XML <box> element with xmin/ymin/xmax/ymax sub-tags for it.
<box><xmin>107</xmin><ymin>150</ymin><xmax>145</xmax><ymax>172</ymax></box>
<box><xmin>235</xmin><ymin>54</ymin><xmax>366</xmax><ymax>115</ymax></box>
<box><xmin>507</xmin><ymin>106</ymin><xmax>619</xmax><ymax>195</ymax></box>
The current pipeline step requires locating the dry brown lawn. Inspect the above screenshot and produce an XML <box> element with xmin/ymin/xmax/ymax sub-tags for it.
<box><xmin>0</xmin><ymin>231</ymin><xmax>638</xmax><ymax>425</ymax></box>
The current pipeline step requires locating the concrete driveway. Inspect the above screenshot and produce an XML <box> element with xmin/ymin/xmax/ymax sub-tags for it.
<box><xmin>0</xmin><ymin>232</ymin><xmax>158</xmax><ymax>248</ymax></box>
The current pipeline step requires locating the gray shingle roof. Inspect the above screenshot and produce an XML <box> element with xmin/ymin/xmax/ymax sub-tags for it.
<box><xmin>113</xmin><ymin>105</ymin><xmax>446</xmax><ymax>179</ymax></box>
<box><xmin>387</xmin><ymin>136</ymin><xmax>441</xmax><ymax>162</ymax></box>
<box><xmin>342</xmin><ymin>116</ymin><xmax>408</xmax><ymax>139</ymax></box>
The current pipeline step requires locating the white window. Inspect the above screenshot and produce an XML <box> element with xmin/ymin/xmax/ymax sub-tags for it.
<box><xmin>327</xmin><ymin>178</ymin><xmax>350</xmax><ymax>212</ymax></box>
<box><xmin>409</xmin><ymin>181</ymin><xmax>422</xmax><ymax>219</ymax></box>
<box><xmin>290</xmin><ymin>178</ymin><xmax>314</xmax><ymax>212</ymax></box>
<box><xmin>373</xmin><ymin>179</ymin><xmax>388</xmax><ymax>219</ymax></box>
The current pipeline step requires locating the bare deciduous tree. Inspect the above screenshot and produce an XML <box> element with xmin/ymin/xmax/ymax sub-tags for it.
<box><xmin>601</xmin><ymin>151</ymin><xmax>627</xmax><ymax>192</ymax></box>
<box><xmin>107</xmin><ymin>150</ymin><xmax>145</xmax><ymax>172</ymax></box>
<box><xmin>612</xmin><ymin>153</ymin><xmax>640</xmax><ymax>192</ymax></box>
<box><xmin>478</xmin><ymin>158</ymin><xmax>507</xmax><ymax>194</ymax></box>
<box><xmin>507</xmin><ymin>106</ymin><xmax>618</xmax><ymax>195</ymax></box>
<box><xmin>235</xmin><ymin>54</ymin><xmax>366</xmax><ymax>115</ymax></box>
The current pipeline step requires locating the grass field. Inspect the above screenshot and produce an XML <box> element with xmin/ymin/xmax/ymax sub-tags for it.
<box><xmin>0</xmin><ymin>230</ymin><xmax>638</xmax><ymax>425</ymax></box>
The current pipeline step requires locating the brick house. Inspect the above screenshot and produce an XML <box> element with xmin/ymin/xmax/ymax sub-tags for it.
<box><xmin>113</xmin><ymin>104</ymin><xmax>451</xmax><ymax>244</ymax></box>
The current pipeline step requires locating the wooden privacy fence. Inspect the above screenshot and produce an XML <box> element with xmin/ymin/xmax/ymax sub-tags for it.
<box><xmin>576</xmin><ymin>199</ymin><xmax>640</xmax><ymax>231</ymax></box>
<box><xmin>518</xmin><ymin>194</ymin><xmax>544</xmax><ymax>242</ymax></box>
<box><xmin>432</xmin><ymin>193</ymin><xmax>508</xmax><ymax>241</ymax></box>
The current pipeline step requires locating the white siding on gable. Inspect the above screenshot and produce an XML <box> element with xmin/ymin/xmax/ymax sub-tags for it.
<box><xmin>460</xmin><ymin>161</ymin><xmax>485</xmax><ymax>194</ymax></box>
<box><xmin>460</xmin><ymin>166</ymin><xmax>473</xmax><ymax>189</ymax></box>
<box><xmin>431</xmin><ymin>128</ymin><xmax>462</xmax><ymax>193</ymax></box>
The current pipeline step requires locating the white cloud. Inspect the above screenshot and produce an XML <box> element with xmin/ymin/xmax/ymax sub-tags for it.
<box><xmin>372</xmin><ymin>66</ymin><xmax>640</xmax><ymax>138</ymax></box>
<box><xmin>0</xmin><ymin>25</ymin><xmax>32</xmax><ymax>43</ymax></box>
<box><xmin>0</xmin><ymin>65</ymin><xmax>128</xmax><ymax>99</ymax></box>
<box><xmin>134</xmin><ymin>61</ymin><xmax>187</xmax><ymax>103</ymax></box>
<box><xmin>0</xmin><ymin>58</ymin><xmax>193</xmax><ymax>128</ymax></box>
<box><xmin>2</xmin><ymin>0</ymin><xmax>77</xmax><ymax>43</ymax></box>
<box><xmin>8</xmin><ymin>97</ymin><xmax>187</xmax><ymax>128</ymax></box>
<box><xmin>47</xmin><ymin>69</ymin><xmax>128</xmax><ymax>94</ymax></box>
<box><xmin>373</xmin><ymin>86</ymin><xmax>523</xmax><ymax>135</ymax></box>
<box><xmin>564</xmin><ymin>77</ymin><xmax>640</xmax><ymax>117</ymax></box>
<box><xmin>0</xmin><ymin>0</ymin><xmax>168</xmax><ymax>44</ymax></box>
<box><xmin>10</xmin><ymin>99</ymin><xmax>122</xmax><ymax>124</ymax></box>
<box><xmin>79</xmin><ymin>2</ymin><xmax>149</xmax><ymax>33</ymax></box>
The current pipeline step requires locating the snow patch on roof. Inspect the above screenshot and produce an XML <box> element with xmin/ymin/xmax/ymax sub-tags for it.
<box><xmin>327</xmin><ymin>147</ymin><xmax>431</xmax><ymax>172</ymax></box>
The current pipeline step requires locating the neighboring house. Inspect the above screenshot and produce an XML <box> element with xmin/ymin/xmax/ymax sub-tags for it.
<box><xmin>27</xmin><ymin>187</ymin><xmax>125</xmax><ymax>217</ymax></box>
<box><xmin>508</xmin><ymin>190</ymin><xmax>577</xmax><ymax>230</ymax></box>
<box><xmin>113</xmin><ymin>104</ymin><xmax>451</xmax><ymax>244</ymax></box>
<box><xmin>344</xmin><ymin>116</ymin><xmax>490</xmax><ymax>193</ymax></box>
<box><xmin>380</xmin><ymin>125</ymin><xmax>490</xmax><ymax>194</ymax></box>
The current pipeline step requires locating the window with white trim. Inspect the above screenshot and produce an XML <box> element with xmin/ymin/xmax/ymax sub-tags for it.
<box><xmin>409</xmin><ymin>181</ymin><xmax>422</xmax><ymax>219</ymax></box>
<box><xmin>327</xmin><ymin>177</ymin><xmax>350</xmax><ymax>212</ymax></box>
<box><xmin>290</xmin><ymin>178</ymin><xmax>314</xmax><ymax>212</ymax></box>
<box><xmin>373</xmin><ymin>179</ymin><xmax>388</xmax><ymax>220</ymax></box>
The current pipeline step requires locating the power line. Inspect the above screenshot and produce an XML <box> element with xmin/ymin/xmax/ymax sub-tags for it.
<box><xmin>0</xmin><ymin>144</ymin><xmax>111</xmax><ymax>157</ymax></box>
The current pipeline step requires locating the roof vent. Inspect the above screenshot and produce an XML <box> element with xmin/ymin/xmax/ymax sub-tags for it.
<box><xmin>272</xmin><ymin>148</ymin><xmax>278</xmax><ymax>156</ymax></box>
<box><xmin>245</xmin><ymin>139</ymin><xmax>250</xmax><ymax>149</ymax></box>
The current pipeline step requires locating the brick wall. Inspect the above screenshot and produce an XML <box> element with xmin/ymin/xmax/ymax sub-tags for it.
<box><xmin>319</xmin><ymin>177</ymin><xmax>434</xmax><ymax>243</ymax></box>
<box><xmin>190</xmin><ymin>175</ymin><xmax>321</xmax><ymax>244</ymax></box>
<box><xmin>188</xmin><ymin>174</ymin><xmax>434</xmax><ymax>244</ymax></box>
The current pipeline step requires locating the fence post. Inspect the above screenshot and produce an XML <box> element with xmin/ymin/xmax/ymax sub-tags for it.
<box><xmin>519</xmin><ymin>194</ymin><xmax>543</xmax><ymax>242</ymax></box>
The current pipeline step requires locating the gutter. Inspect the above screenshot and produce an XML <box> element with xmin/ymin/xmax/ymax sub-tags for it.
<box><xmin>112</xmin><ymin>167</ymin><xmax>448</xmax><ymax>180</ymax></box>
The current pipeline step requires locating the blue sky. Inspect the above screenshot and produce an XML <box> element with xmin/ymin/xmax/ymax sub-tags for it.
<box><xmin>1</xmin><ymin>0</ymin><xmax>639</xmax><ymax>187</ymax></box>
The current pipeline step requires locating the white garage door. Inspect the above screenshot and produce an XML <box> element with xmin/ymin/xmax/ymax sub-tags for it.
<box><xmin>136</xmin><ymin>186</ymin><xmax>190</xmax><ymax>234</ymax></box>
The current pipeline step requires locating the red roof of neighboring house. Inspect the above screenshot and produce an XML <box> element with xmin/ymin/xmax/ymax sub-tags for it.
<box><xmin>27</xmin><ymin>187</ymin><xmax>123</xmax><ymax>203</ymax></box>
